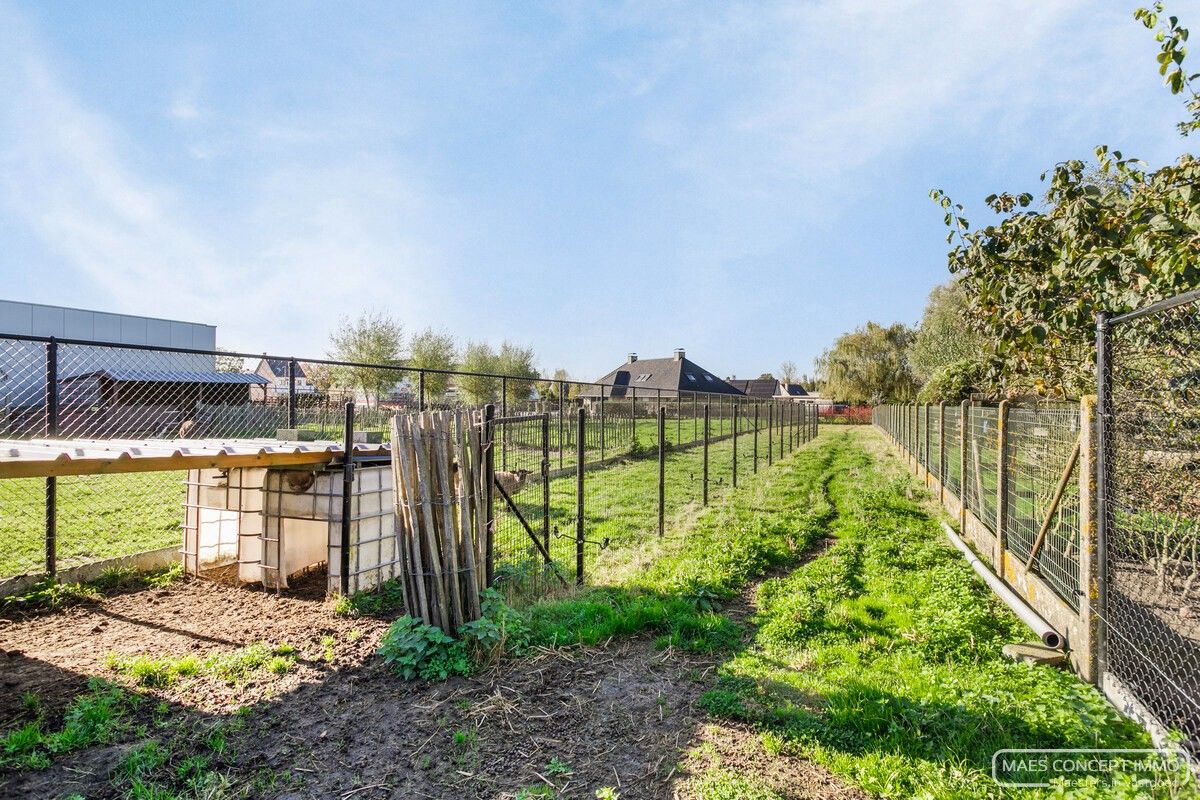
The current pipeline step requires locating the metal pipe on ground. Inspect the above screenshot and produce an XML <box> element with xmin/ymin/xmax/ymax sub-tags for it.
<box><xmin>940</xmin><ymin>521</ymin><xmax>1066</xmax><ymax>651</ymax></box>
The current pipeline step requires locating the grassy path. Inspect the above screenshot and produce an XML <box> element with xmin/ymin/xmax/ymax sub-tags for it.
<box><xmin>526</xmin><ymin>428</ymin><xmax>1185</xmax><ymax>798</ymax></box>
<box><xmin>698</xmin><ymin>430</ymin><xmax>1188</xmax><ymax>799</ymax></box>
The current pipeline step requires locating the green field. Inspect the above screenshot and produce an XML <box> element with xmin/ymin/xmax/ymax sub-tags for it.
<box><xmin>489</xmin><ymin>420</ymin><xmax>808</xmax><ymax>597</ymax></box>
<box><xmin>0</xmin><ymin>412</ymin><xmax>808</xmax><ymax>583</ymax></box>
<box><xmin>0</xmin><ymin>472</ymin><xmax>186</xmax><ymax>578</ymax></box>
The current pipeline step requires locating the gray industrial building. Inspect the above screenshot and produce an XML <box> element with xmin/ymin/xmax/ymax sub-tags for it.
<box><xmin>0</xmin><ymin>300</ymin><xmax>264</xmax><ymax>437</ymax></box>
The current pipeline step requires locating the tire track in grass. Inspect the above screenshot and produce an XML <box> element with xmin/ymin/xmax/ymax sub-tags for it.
<box><xmin>694</xmin><ymin>429</ymin><xmax>1176</xmax><ymax>800</ymax></box>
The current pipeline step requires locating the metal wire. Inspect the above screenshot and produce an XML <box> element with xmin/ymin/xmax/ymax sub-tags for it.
<box><xmin>1106</xmin><ymin>297</ymin><xmax>1200</xmax><ymax>745</ymax></box>
<box><xmin>1004</xmin><ymin>406</ymin><xmax>1081</xmax><ymax>608</ymax></box>
<box><xmin>0</xmin><ymin>333</ymin><xmax>818</xmax><ymax>597</ymax></box>
<box><xmin>943</xmin><ymin>405</ymin><xmax>962</xmax><ymax>496</ymax></box>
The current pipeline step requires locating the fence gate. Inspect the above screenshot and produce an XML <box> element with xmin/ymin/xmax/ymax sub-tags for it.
<box><xmin>485</xmin><ymin>411</ymin><xmax>561</xmax><ymax>598</ymax></box>
<box><xmin>1099</xmin><ymin>292</ymin><xmax>1200</xmax><ymax>750</ymax></box>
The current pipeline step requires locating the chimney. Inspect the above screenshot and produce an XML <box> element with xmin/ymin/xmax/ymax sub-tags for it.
<box><xmin>627</xmin><ymin>353</ymin><xmax>638</xmax><ymax>363</ymax></box>
<box><xmin>673</xmin><ymin>348</ymin><xmax>685</xmax><ymax>361</ymax></box>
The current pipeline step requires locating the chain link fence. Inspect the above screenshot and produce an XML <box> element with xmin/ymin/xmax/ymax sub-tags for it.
<box><xmin>1102</xmin><ymin>293</ymin><xmax>1200</xmax><ymax>750</ymax></box>
<box><xmin>0</xmin><ymin>332</ymin><xmax>818</xmax><ymax>599</ymax></box>
<box><xmin>875</xmin><ymin>289</ymin><xmax>1200</xmax><ymax>754</ymax></box>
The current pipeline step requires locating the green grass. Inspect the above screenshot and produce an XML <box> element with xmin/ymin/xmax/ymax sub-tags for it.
<box><xmin>106</xmin><ymin>642</ymin><xmax>297</xmax><ymax>688</ymax></box>
<box><xmin>1</xmin><ymin>562</ymin><xmax>183</xmax><ymax>617</ymax></box>
<box><xmin>519</xmin><ymin>432</ymin><xmax>829</xmax><ymax>650</ymax></box>
<box><xmin>693</xmin><ymin>767</ymin><xmax>784</xmax><ymax>800</ymax></box>
<box><xmin>0</xmin><ymin>678</ymin><xmax>137</xmax><ymax>770</ymax></box>
<box><xmin>0</xmin><ymin>471</ymin><xmax>186</xmax><ymax>578</ymax></box>
<box><xmin>523</xmin><ymin>430</ymin><xmax>1189</xmax><ymax>798</ymax></box>
<box><xmin>691</xmin><ymin>431</ymin><xmax>1186</xmax><ymax>799</ymax></box>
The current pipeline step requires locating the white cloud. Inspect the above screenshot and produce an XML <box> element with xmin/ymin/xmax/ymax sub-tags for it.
<box><xmin>0</xmin><ymin>4</ymin><xmax>445</xmax><ymax>356</ymax></box>
<box><xmin>169</xmin><ymin>96</ymin><xmax>201</xmax><ymax>121</ymax></box>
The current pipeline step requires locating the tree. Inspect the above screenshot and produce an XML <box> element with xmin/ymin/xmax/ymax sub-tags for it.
<box><xmin>215</xmin><ymin>348</ymin><xmax>245</xmax><ymax>373</ymax></box>
<box><xmin>779</xmin><ymin>360</ymin><xmax>799</xmax><ymax>385</ymax></box>
<box><xmin>542</xmin><ymin>368</ymin><xmax>581</xmax><ymax>401</ymax></box>
<box><xmin>328</xmin><ymin>312</ymin><xmax>404</xmax><ymax>407</ymax></box>
<box><xmin>816</xmin><ymin>322</ymin><xmax>917</xmax><ymax>404</ymax></box>
<box><xmin>909</xmin><ymin>281</ymin><xmax>987</xmax><ymax>383</ymax></box>
<box><xmin>496</xmin><ymin>341</ymin><xmax>538</xmax><ymax>406</ymax></box>
<box><xmin>929</xmin><ymin>5</ymin><xmax>1200</xmax><ymax>398</ymax></box>
<box><xmin>407</xmin><ymin>328</ymin><xmax>458</xmax><ymax>400</ymax></box>
<box><xmin>457</xmin><ymin>342</ymin><xmax>499</xmax><ymax>406</ymax></box>
<box><xmin>303</xmin><ymin>362</ymin><xmax>337</xmax><ymax>395</ymax></box>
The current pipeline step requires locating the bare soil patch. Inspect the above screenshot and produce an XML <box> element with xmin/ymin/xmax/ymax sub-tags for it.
<box><xmin>676</xmin><ymin>721</ymin><xmax>869</xmax><ymax>800</ymax></box>
<box><xmin>1</xmin><ymin>569</ymin><xmax>728</xmax><ymax>798</ymax></box>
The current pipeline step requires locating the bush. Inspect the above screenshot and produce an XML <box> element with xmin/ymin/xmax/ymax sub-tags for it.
<box><xmin>915</xmin><ymin>359</ymin><xmax>986</xmax><ymax>404</ymax></box>
<box><xmin>459</xmin><ymin>589</ymin><xmax>531</xmax><ymax>665</ymax></box>
<box><xmin>818</xmin><ymin>406</ymin><xmax>873</xmax><ymax>425</ymax></box>
<box><xmin>378</xmin><ymin>617</ymin><xmax>470</xmax><ymax>681</ymax></box>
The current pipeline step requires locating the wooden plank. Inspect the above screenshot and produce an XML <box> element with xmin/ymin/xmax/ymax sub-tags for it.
<box><xmin>392</xmin><ymin>416</ymin><xmax>430</xmax><ymax>622</ymax></box>
<box><xmin>469</xmin><ymin>413</ymin><xmax>488</xmax><ymax>594</ymax></box>
<box><xmin>0</xmin><ymin>450</ymin><xmax>340</xmax><ymax>479</ymax></box>
<box><xmin>432</xmin><ymin>413</ymin><xmax>464</xmax><ymax>630</ymax></box>
<box><xmin>411</xmin><ymin>416</ymin><xmax>450</xmax><ymax>631</ymax></box>
<box><xmin>455</xmin><ymin>410</ymin><xmax>482</xmax><ymax>620</ymax></box>
<box><xmin>388</xmin><ymin>415</ymin><xmax>416</xmax><ymax>617</ymax></box>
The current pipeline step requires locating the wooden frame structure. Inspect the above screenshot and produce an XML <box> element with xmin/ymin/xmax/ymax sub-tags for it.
<box><xmin>0</xmin><ymin>438</ymin><xmax>391</xmax><ymax>480</ymax></box>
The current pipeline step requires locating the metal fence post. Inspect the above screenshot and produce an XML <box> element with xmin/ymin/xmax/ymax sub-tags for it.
<box><xmin>287</xmin><ymin>358</ymin><xmax>297</xmax><ymax>428</ymax></box>
<box><xmin>960</xmin><ymin>399</ymin><xmax>969</xmax><ymax>531</ymax></box>
<box><xmin>1078</xmin><ymin>394</ymin><xmax>1100</xmax><ymax>684</ymax></box>
<box><xmin>575</xmin><ymin>406</ymin><xmax>585</xmax><ymax>585</ymax></box>
<box><xmin>657</xmin><ymin>405</ymin><xmax>666</xmax><ymax>536</ymax></box>
<box><xmin>703</xmin><ymin>403</ymin><xmax>710</xmax><ymax>505</ymax></box>
<box><xmin>500</xmin><ymin>378</ymin><xmax>508</xmax><ymax>471</ymax></box>
<box><xmin>767</xmin><ymin>403</ymin><xmax>773</xmax><ymax>466</ymax></box>
<box><xmin>938</xmin><ymin>401</ymin><xmax>946</xmax><ymax>503</ymax></box>
<box><xmin>995</xmin><ymin>400</ymin><xmax>1010</xmax><ymax>570</ymax></box>
<box><xmin>542</xmin><ymin>412</ymin><xmax>551</xmax><ymax>556</ymax></box>
<box><xmin>44</xmin><ymin>337</ymin><xmax>58</xmax><ymax>577</ymax></box>
<box><xmin>599</xmin><ymin>394</ymin><xmax>606</xmax><ymax>461</ymax></box>
<box><xmin>484</xmin><ymin>403</ymin><xmax>496</xmax><ymax>586</ymax></box>
<box><xmin>558</xmin><ymin>382</ymin><xmax>565</xmax><ymax>470</ymax></box>
<box><xmin>340</xmin><ymin>401</ymin><xmax>355</xmax><ymax>596</ymax></box>
<box><xmin>753</xmin><ymin>403</ymin><xmax>760</xmax><ymax>473</ymax></box>
<box><xmin>1094</xmin><ymin>311</ymin><xmax>1112</xmax><ymax>681</ymax></box>
<box><xmin>778</xmin><ymin>402</ymin><xmax>784</xmax><ymax>459</ymax></box>
<box><xmin>732</xmin><ymin>402</ymin><xmax>739</xmax><ymax>488</ymax></box>
<box><xmin>418</xmin><ymin>370</ymin><xmax>426</xmax><ymax>411</ymax></box>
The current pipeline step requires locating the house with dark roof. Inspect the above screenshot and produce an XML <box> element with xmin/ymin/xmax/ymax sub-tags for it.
<box><xmin>726</xmin><ymin>378</ymin><xmax>811</xmax><ymax>401</ymax></box>
<box><xmin>584</xmin><ymin>350</ymin><xmax>744</xmax><ymax>398</ymax></box>
<box><xmin>254</xmin><ymin>358</ymin><xmax>318</xmax><ymax>399</ymax></box>
<box><xmin>726</xmin><ymin>378</ymin><xmax>781</xmax><ymax>399</ymax></box>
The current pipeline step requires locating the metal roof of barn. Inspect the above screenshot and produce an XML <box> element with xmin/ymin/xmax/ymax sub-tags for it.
<box><xmin>59</xmin><ymin>369</ymin><xmax>268</xmax><ymax>385</ymax></box>
<box><xmin>0</xmin><ymin>437</ymin><xmax>389</xmax><ymax>479</ymax></box>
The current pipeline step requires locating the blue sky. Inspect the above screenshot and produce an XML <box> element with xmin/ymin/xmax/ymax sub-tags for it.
<box><xmin>1</xmin><ymin>1</ymin><xmax>1197</xmax><ymax>382</ymax></box>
